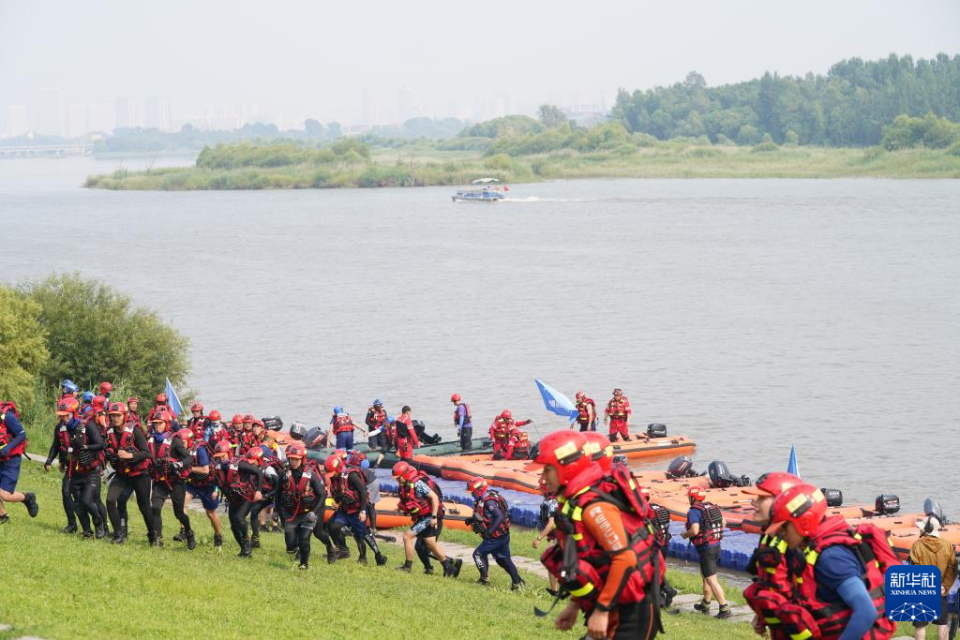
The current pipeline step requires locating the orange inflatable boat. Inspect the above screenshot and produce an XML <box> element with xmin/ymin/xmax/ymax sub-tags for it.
<box><xmin>321</xmin><ymin>495</ymin><xmax>472</xmax><ymax>531</ymax></box>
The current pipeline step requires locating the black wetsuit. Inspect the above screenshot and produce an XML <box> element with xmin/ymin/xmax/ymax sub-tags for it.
<box><xmin>45</xmin><ymin>420</ymin><xmax>80</xmax><ymax>529</ymax></box>
<box><xmin>149</xmin><ymin>434</ymin><xmax>193</xmax><ymax>539</ymax></box>
<box><xmin>275</xmin><ymin>465</ymin><xmax>328</xmax><ymax>567</ymax></box>
<box><xmin>46</xmin><ymin>421</ymin><xmax>105</xmax><ymax>534</ymax></box>
<box><xmin>105</xmin><ymin>426</ymin><xmax>154</xmax><ymax>539</ymax></box>
<box><xmin>215</xmin><ymin>459</ymin><xmax>263</xmax><ymax>553</ymax></box>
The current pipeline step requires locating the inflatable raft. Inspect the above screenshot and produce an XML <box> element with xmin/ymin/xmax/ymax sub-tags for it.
<box><xmin>305</xmin><ymin>437</ymin><xmax>493</xmax><ymax>468</ymax></box>
<box><xmin>322</xmin><ymin>495</ymin><xmax>473</xmax><ymax>532</ymax></box>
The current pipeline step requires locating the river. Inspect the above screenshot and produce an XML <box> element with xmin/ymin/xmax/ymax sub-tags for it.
<box><xmin>2</xmin><ymin>156</ymin><xmax>958</xmax><ymax>517</ymax></box>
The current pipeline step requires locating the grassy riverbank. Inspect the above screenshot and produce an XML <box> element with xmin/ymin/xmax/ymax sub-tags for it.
<box><xmin>84</xmin><ymin>142</ymin><xmax>960</xmax><ymax>191</ymax></box>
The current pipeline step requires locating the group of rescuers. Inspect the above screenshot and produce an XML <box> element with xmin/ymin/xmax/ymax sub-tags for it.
<box><xmin>0</xmin><ymin>382</ymin><xmax>911</xmax><ymax>640</ymax></box>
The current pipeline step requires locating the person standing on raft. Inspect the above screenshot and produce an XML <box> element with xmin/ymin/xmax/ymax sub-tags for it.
<box><xmin>394</xmin><ymin>406</ymin><xmax>420</xmax><ymax>461</ymax></box>
<box><xmin>574</xmin><ymin>391</ymin><xmax>597</xmax><ymax>432</ymax></box>
<box><xmin>451</xmin><ymin>394</ymin><xmax>473</xmax><ymax>451</ymax></box>
<box><xmin>603</xmin><ymin>388</ymin><xmax>633</xmax><ymax>442</ymax></box>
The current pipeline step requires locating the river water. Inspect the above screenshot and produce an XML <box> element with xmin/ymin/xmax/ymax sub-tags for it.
<box><xmin>2</xmin><ymin>157</ymin><xmax>958</xmax><ymax>516</ymax></box>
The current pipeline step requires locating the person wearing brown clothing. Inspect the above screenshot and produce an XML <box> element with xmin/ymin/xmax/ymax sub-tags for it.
<box><xmin>909</xmin><ymin>516</ymin><xmax>957</xmax><ymax>640</ymax></box>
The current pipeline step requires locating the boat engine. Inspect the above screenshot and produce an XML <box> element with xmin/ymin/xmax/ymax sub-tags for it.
<box><xmin>821</xmin><ymin>488</ymin><xmax>843</xmax><ymax>507</ymax></box>
<box><xmin>261</xmin><ymin>415</ymin><xmax>283</xmax><ymax>431</ymax></box>
<box><xmin>666</xmin><ymin>455</ymin><xmax>697</xmax><ymax>479</ymax></box>
<box><xmin>707</xmin><ymin>460</ymin><xmax>750</xmax><ymax>488</ymax></box>
<box><xmin>412</xmin><ymin>420</ymin><xmax>441</xmax><ymax>445</ymax></box>
<box><xmin>304</xmin><ymin>426</ymin><xmax>327</xmax><ymax>450</ymax></box>
<box><xmin>646</xmin><ymin>423</ymin><xmax>667</xmax><ymax>438</ymax></box>
<box><xmin>924</xmin><ymin>497</ymin><xmax>946</xmax><ymax>525</ymax></box>
<box><xmin>875</xmin><ymin>494</ymin><xmax>900</xmax><ymax>515</ymax></box>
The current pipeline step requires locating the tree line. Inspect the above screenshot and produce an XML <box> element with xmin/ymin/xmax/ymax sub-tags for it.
<box><xmin>611</xmin><ymin>54</ymin><xmax>960</xmax><ymax>146</ymax></box>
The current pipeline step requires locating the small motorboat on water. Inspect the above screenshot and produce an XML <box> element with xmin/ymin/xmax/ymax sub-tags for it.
<box><xmin>452</xmin><ymin>177</ymin><xmax>506</xmax><ymax>202</ymax></box>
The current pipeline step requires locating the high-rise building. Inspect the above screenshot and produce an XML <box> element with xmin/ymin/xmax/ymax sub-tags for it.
<box><xmin>115</xmin><ymin>97</ymin><xmax>136</xmax><ymax>129</ymax></box>
<box><xmin>5</xmin><ymin>105</ymin><xmax>29</xmax><ymax>138</ymax></box>
<box><xmin>144</xmin><ymin>96</ymin><xmax>171</xmax><ymax>130</ymax></box>
<box><xmin>398</xmin><ymin>85</ymin><xmax>413</xmax><ymax>124</ymax></box>
<box><xmin>66</xmin><ymin>103</ymin><xmax>88</xmax><ymax>138</ymax></box>
<box><xmin>87</xmin><ymin>103</ymin><xmax>116</xmax><ymax>133</ymax></box>
<box><xmin>362</xmin><ymin>88</ymin><xmax>380</xmax><ymax>127</ymax></box>
<box><xmin>36</xmin><ymin>87</ymin><xmax>65</xmax><ymax>136</ymax></box>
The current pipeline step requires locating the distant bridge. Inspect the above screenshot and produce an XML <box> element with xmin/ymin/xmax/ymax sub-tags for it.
<box><xmin>0</xmin><ymin>143</ymin><xmax>94</xmax><ymax>158</ymax></box>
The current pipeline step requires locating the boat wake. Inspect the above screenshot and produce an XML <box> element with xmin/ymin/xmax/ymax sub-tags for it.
<box><xmin>501</xmin><ymin>196</ymin><xmax>586</xmax><ymax>203</ymax></box>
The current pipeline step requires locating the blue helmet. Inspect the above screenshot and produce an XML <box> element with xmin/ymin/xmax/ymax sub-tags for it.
<box><xmin>82</xmin><ymin>391</ymin><xmax>95</xmax><ymax>402</ymax></box>
<box><xmin>61</xmin><ymin>379</ymin><xmax>79</xmax><ymax>394</ymax></box>
<box><xmin>386</xmin><ymin>415</ymin><xmax>395</xmax><ymax>423</ymax></box>
<box><xmin>373</xmin><ymin>398</ymin><xmax>383</xmax><ymax>407</ymax></box>
<box><xmin>333</xmin><ymin>406</ymin><xmax>344</xmax><ymax>415</ymax></box>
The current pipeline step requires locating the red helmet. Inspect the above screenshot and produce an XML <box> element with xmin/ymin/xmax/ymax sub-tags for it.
<box><xmin>156</xmin><ymin>393</ymin><xmax>167</xmax><ymax>404</ymax></box>
<box><xmin>245</xmin><ymin>447</ymin><xmax>264</xmax><ymax>463</ymax></box>
<box><xmin>582</xmin><ymin>432</ymin><xmax>613</xmax><ymax>472</ymax></box>
<box><xmin>92</xmin><ymin>395</ymin><xmax>108</xmax><ymax>410</ymax></box>
<box><xmin>213</xmin><ymin>441</ymin><xmax>232</xmax><ymax>457</ymax></box>
<box><xmin>127</xmin><ymin>396</ymin><xmax>139</xmax><ymax>405</ymax></box>
<box><xmin>190</xmin><ymin>402</ymin><xmax>203</xmax><ymax>413</ymax></box>
<box><xmin>152</xmin><ymin>409</ymin><xmax>171</xmax><ymax>423</ymax></box>
<box><xmin>743</xmin><ymin>472</ymin><xmax>801</xmax><ymax>498</ymax></box>
<box><xmin>175</xmin><ymin>428</ymin><xmax>193</xmax><ymax>444</ymax></box>
<box><xmin>500</xmin><ymin>409</ymin><xmax>512</xmax><ymax>420</ymax></box>
<box><xmin>243</xmin><ymin>414</ymin><xmax>255</xmax><ymax>423</ymax></box>
<box><xmin>450</xmin><ymin>393</ymin><xmax>461</xmax><ymax>403</ymax></box>
<box><xmin>613</xmin><ymin>388</ymin><xmax>623</xmax><ymax>397</ymax></box>
<box><xmin>401</xmin><ymin>468</ymin><xmax>420</xmax><ymax>484</ymax></box>
<box><xmin>687</xmin><ymin>486</ymin><xmax>706</xmax><ymax>502</ymax></box>
<box><xmin>532</xmin><ymin>431</ymin><xmax>591</xmax><ymax>486</ymax></box>
<box><xmin>575</xmin><ymin>391</ymin><xmax>585</xmax><ymax>401</ymax></box>
<box><xmin>347</xmin><ymin>450</ymin><xmax>366</xmax><ymax>466</ymax></box>
<box><xmin>56</xmin><ymin>397</ymin><xmax>80</xmax><ymax>416</ymax></box>
<box><xmin>99</xmin><ymin>381</ymin><xmax>113</xmax><ymax>394</ymax></box>
<box><xmin>286</xmin><ymin>442</ymin><xmax>306</xmax><ymax>459</ymax></box>
<box><xmin>325</xmin><ymin>455</ymin><xmax>345</xmax><ymax>474</ymax></box>
<box><xmin>208</xmin><ymin>410</ymin><xmax>222</xmax><ymax>422</ymax></box>
<box><xmin>107</xmin><ymin>402</ymin><xmax>127</xmax><ymax>416</ymax></box>
<box><xmin>392</xmin><ymin>461</ymin><xmax>410</xmax><ymax>478</ymax></box>
<box><xmin>231</xmin><ymin>414</ymin><xmax>243</xmax><ymax>426</ymax></box>
<box><xmin>768</xmin><ymin>484</ymin><xmax>827</xmax><ymax>537</ymax></box>
<box><xmin>467</xmin><ymin>477</ymin><xmax>487</xmax><ymax>498</ymax></box>
<box><xmin>252</xmin><ymin>419</ymin><xmax>265</xmax><ymax>430</ymax></box>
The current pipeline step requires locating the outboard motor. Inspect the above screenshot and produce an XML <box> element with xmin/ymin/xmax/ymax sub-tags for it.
<box><xmin>923</xmin><ymin>497</ymin><xmax>946</xmax><ymax>525</ymax></box>
<box><xmin>412</xmin><ymin>420</ymin><xmax>441</xmax><ymax>445</ymax></box>
<box><xmin>875</xmin><ymin>494</ymin><xmax>900</xmax><ymax>516</ymax></box>
<box><xmin>666</xmin><ymin>455</ymin><xmax>696</xmax><ymax>479</ymax></box>
<box><xmin>261</xmin><ymin>415</ymin><xmax>283</xmax><ymax>431</ymax></box>
<box><xmin>646</xmin><ymin>423</ymin><xmax>668</xmax><ymax>438</ymax></box>
<box><xmin>612</xmin><ymin>455</ymin><xmax>629</xmax><ymax>467</ymax></box>
<box><xmin>821</xmin><ymin>488</ymin><xmax>844</xmax><ymax>508</ymax></box>
<box><xmin>707</xmin><ymin>460</ymin><xmax>750</xmax><ymax>488</ymax></box>
<box><xmin>304</xmin><ymin>426</ymin><xmax>327</xmax><ymax>450</ymax></box>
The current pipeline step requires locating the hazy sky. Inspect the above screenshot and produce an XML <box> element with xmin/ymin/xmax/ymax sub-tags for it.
<box><xmin>1</xmin><ymin>0</ymin><xmax>958</xmax><ymax>123</ymax></box>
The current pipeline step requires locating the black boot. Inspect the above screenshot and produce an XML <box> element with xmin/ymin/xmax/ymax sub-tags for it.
<box><xmin>397</xmin><ymin>560</ymin><xmax>413</xmax><ymax>572</ymax></box>
<box><xmin>336</xmin><ymin>546</ymin><xmax>350</xmax><ymax>559</ymax></box>
<box><xmin>154</xmin><ymin>535</ymin><xmax>164</xmax><ymax>548</ymax></box>
<box><xmin>511</xmin><ymin>579</ymin><xmax>526</xmax><ymax>591</ymax></box>
<box><xmin>251</xmin><ymin>534</ymin><xmax>261</xmax><ymax>549</ymax></box>
<box><xmin>23</xmin><ymin>493</ymin><xmax>39</xmax><ymax>518</ymax></box>
<box><xmin>327</xmin><ymin>548</ymin><xmax>338</xmax><ymax>565</ymax></box>
<box><xmin>0</xmin><ymin>514</ymin><xmax>8</xmax><ymax>524</ymax></box>
<box><xmin>442</xmin><ymin>557</ymin><xmax>463</xmax><ymax>578</ymax></box>
<box><xmin>186</xmin><ymin>530</ymin><xmax>196</xmax><ymax>551</ymax></box>
<box><xmin>214</xmin><ymin>534</ymin><xmax>223</xmax><ymax>548</ymax></box>
<box><xmin>95</xmin><ymin>523</ymin><xmax>108</xmax><ymax>539</ymax></box>
<box><xmin>238</xmin><ymin>537</ymin><xmax>252</xmax><ymax>558</ymax></box>
<box><xmin>61</xmin><ymin>523</ymin><xmax>78</xmax><ymax>534</ymax></box>
<box><xmin>173</xmin><ymin>528</ymin><xmax>186</xmax><ymax>543</ymax></box>
<box><xmin>112</xmin><ymin>531</ymin><xmax>126</xmax><ymax>545</ymax></box>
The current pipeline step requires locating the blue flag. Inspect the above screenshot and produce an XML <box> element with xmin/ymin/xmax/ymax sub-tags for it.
<box><xmin>535</xmin><ymin>379</ymin><xmax>578</xmax><ymax>422</ymax></box>
<box><xmin>787</xmin><ymin>444</ymin><xmax>800</xmax><ymax>478</ymax></box>
<box><xmin>165</xmin><ymin>378</ymin><xmax>183</xmax><ymax>417</ymax></box>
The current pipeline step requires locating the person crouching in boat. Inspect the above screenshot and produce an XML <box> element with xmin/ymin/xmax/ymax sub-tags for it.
<box><xmin>740</xmin><ymin>472</ymin><xmax>800</xmax><ymax>639</ymax></box>
<box><xmin>603</xmin><ymin>388</ymin><xmax>633</xmax><ymax>442</ymax></box>
<box><xmin>534</xmin><ymin>430</ymin><xmax>663</xmax><ymax>640</ymax></box>
<box><xmin>490</xmin><ymin>410</ymin><xmax>531</xmax><ymax>460</ymax></box>
<box><xmin>466</xmin><ymin>478</ymin><xmax>524</xmax><ymax>589</ymax></box>
<box><xmin>392</xmin><ymin>461</ymin><xmax>461</xmax><ymax>577</ymax></box>
<box><xmin>763</xmin><ymin>484</ymin><xmax>897</xmax><ymax>640</ymax></box>
<box><xmin>505</xmin><ymin>422</ymin><xmax>532</xmax><ymax>460</ymax></box>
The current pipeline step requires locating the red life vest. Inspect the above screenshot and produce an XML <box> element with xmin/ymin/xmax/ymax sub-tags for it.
<box><xmin>279</xmin><ymin>468</ymin><xmax>320</xmax><ymax>518</ymax></box>
<box><xmin>453</xmin><ymin>403</ymin><xmax>472</xmax><ymax>426</ymax></box>
<box><xmin>330</xmin><ymin>468</ymin><xmax>364</xmax><ymax>514</ymax></box>
<box><xmin>207</xmin><ymin>424</ymin><xmax>230</xmax><ymax>446</ymax></box>
<box><xmin>367</xmin><ymin>407</ymin><xmax>387</xmax><ymax>430</ymax></box>
<box><xmin>490</xmin><ymin>417</ymin><xmax>512</xmax><ymax>442</ymax></box>
<box><xmin>106</xmin><ymin>426</ymin><xmax>150</xmax><ymax>477</ymax></box>
<box><xmin>0</xmin><ymin>402</ymin><xmax>27</xmax><ymax>461</ymax></box>
<box><xmin>775</xmin><ymin>517</ymin><xmax>897</xmax><ymax>640</ymax></box>
<box><xmin>384</xmin><ymin>421</ymin><xmax>397</xmax><ymax>445</ymax></box>
<box><xmin>332</xmin><ymin>414</ymin><xmax>355</xmax><ymax>435</ymax></box>
<box><xmin>148</xmin><ymin>435</ymin><xmax>188</xmax><ymax>486</ymax></box>
<box><xmin>474</xmin><ymin>490</ymin><xmax>511</xmax><ymax>539</ymax></box>
<box><xmin>743</xmin><ymin>534</ymin><xmax>793</xmax><ymax>640</ymax></box>
<box><xmin>688</xmin><ymin>502</ymin><xmax>724</xmax><ymax>547</ymax></box>
<box><xmin>541</xmin><ymin>464</ymin><xmax>663</xmax><ymax>613</ymax></box>
<box><xmin>186</xmin><ymin>416</ymin><xmax>208</xmax><ymax>441</ymax></box>
<box><xmin>186</xmin><ymin>441</ymin><xmax>216</xmax><ymax>488</ymax></box>
<box><xmin>649</xmin><ymin>503</ymin><xmax>672</xmax><ymax>549</ymax></box>
<box><xmin>576</xmin><ymin>398</ymin><xmax>596</xmax><ymax>425</ymax></box>
<box><xmin>218</xmin><ymin>458</ymin><xmax>258</xmax><ymax>502</ymax></box>
<box><xmin>606</xmin><ymin>398</ymin><xmax>630</xmax><ymax>420</ymax></box>
<box><xmin>59</xmin><ymin>423</ymin><xmax>101</xmax><ymax>476</ymax></box>
<box><xmin>260</xmin><ymin>453</ymin><xmax>284</xmax><ymax>494</ymax></box>
<box><xmin>398</xmin><ymin>472</ymin><xmax>445</xmax><ymax>519</ymax></box>
<box><xmin>509</xmin><ymin>430</ymin><xmax>530</xmax><ymax>459</ymax></box>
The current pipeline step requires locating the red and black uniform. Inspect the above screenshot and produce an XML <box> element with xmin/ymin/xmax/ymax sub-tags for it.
<box><xmin>148</xmin><ymin>432</ymin><xmax>193</xmax><ymax>541</ymax></box>
<box><xmin>275</xmin><ymin>463</ymin><xmax>329</xmax><ymax>567</ymax></box>
<box><xmin>505</xmin><ymin>427</ymin><xmax>531</xmax><ymax>460</ymax></box>
<box><xmin>207</xmin><ymin>422</ymin><xmax>231</xmax><ymax>448</ymax></box>
<box><xmin>52</xmin><ymin>420</ymin><xmax>107</xmax><ymax>536</ymax></box>
<box><xmin>490</xmin><ymin>417</ymin><xmax>530</xmax><ymax>460</ymax></box>
<box><xmin>45</xmin><ymin>417</ymin><xmax>82</xmax><ymax>531</ymax></box>
<box><xmin>605</xmin><ymin>396</ymin><xmax>632</xmax><ymax>442</ymax></box>
<box><xmin>394</xmin><ymin>415</ymin><xmax>420</xmax><ymax>460</ymax></box>
<box><xmin>250</xmin><ymin>449</ymin><xmax>283</xmax><ymax>544</ymax></box>
<box><xmin>364</xmin><ymin>406</ymin><xmax>388</xmax><ymax>451</ymax></box>
<box><xmin>471</xmin><ymin>488</ymin><xmax>521</xmax><ymax>584</ymax></box>
<box><xmin>104</xmin><ymin>425</ymin><xmax>155</xmax><ymax>540</ymax></box>
<box><xmin>186</xmin><ymin>415</ymin><xmax>210</xmax><ymax>442</ymax></box>
<box><xmin>398</xmin><ymin>472</ymin><xmax>445</xmax><ymax>570</ymax></box>
<box><xmin>214</xmin><ymin>457</ymin><xmax>264</xmax><ymax>556</ymax></box>
<box><xmin>753</xmin><ymin>517</ymin><xmax>897</xmax><ymax>640</ymax></box>
<box><xmin>744</xmin><ymin>534</ymin><xmax>794</xmax><ymax>640</ymax></box>
<box><xmin>0</xmin><ymin>402</ymin><xmax>27</xmax><ymax>461</ymax></box>
<box><xmin>542</xmin><ymin>464</ymin><xmax>664</xmax><ymax>640</ymax></box>
<box><xmin>328</xmin><ymin>465</ymin><xmax>384</xmax><ymax>563</ymax></box>
<box><xmin>575</xmin><ymin>396</ymin><xmax>598</xmax><ymax>432</ymax></box>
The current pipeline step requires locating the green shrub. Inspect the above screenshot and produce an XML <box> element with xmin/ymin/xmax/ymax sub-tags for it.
<box><xmin>751</xmin><ymin>141</ymin><xmax>779</xmax><ymax>153</ymax></box>
<box><xmin>0</xmin><ymin>286</ymin><xmax>49</xmax><ymax>410</ymax></box>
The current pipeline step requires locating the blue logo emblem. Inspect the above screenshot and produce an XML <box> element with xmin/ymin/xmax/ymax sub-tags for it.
<box><xmin>885</xmin><ymin>565</ymin><xmax>941</xmax><ymax>622</ymax></box>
